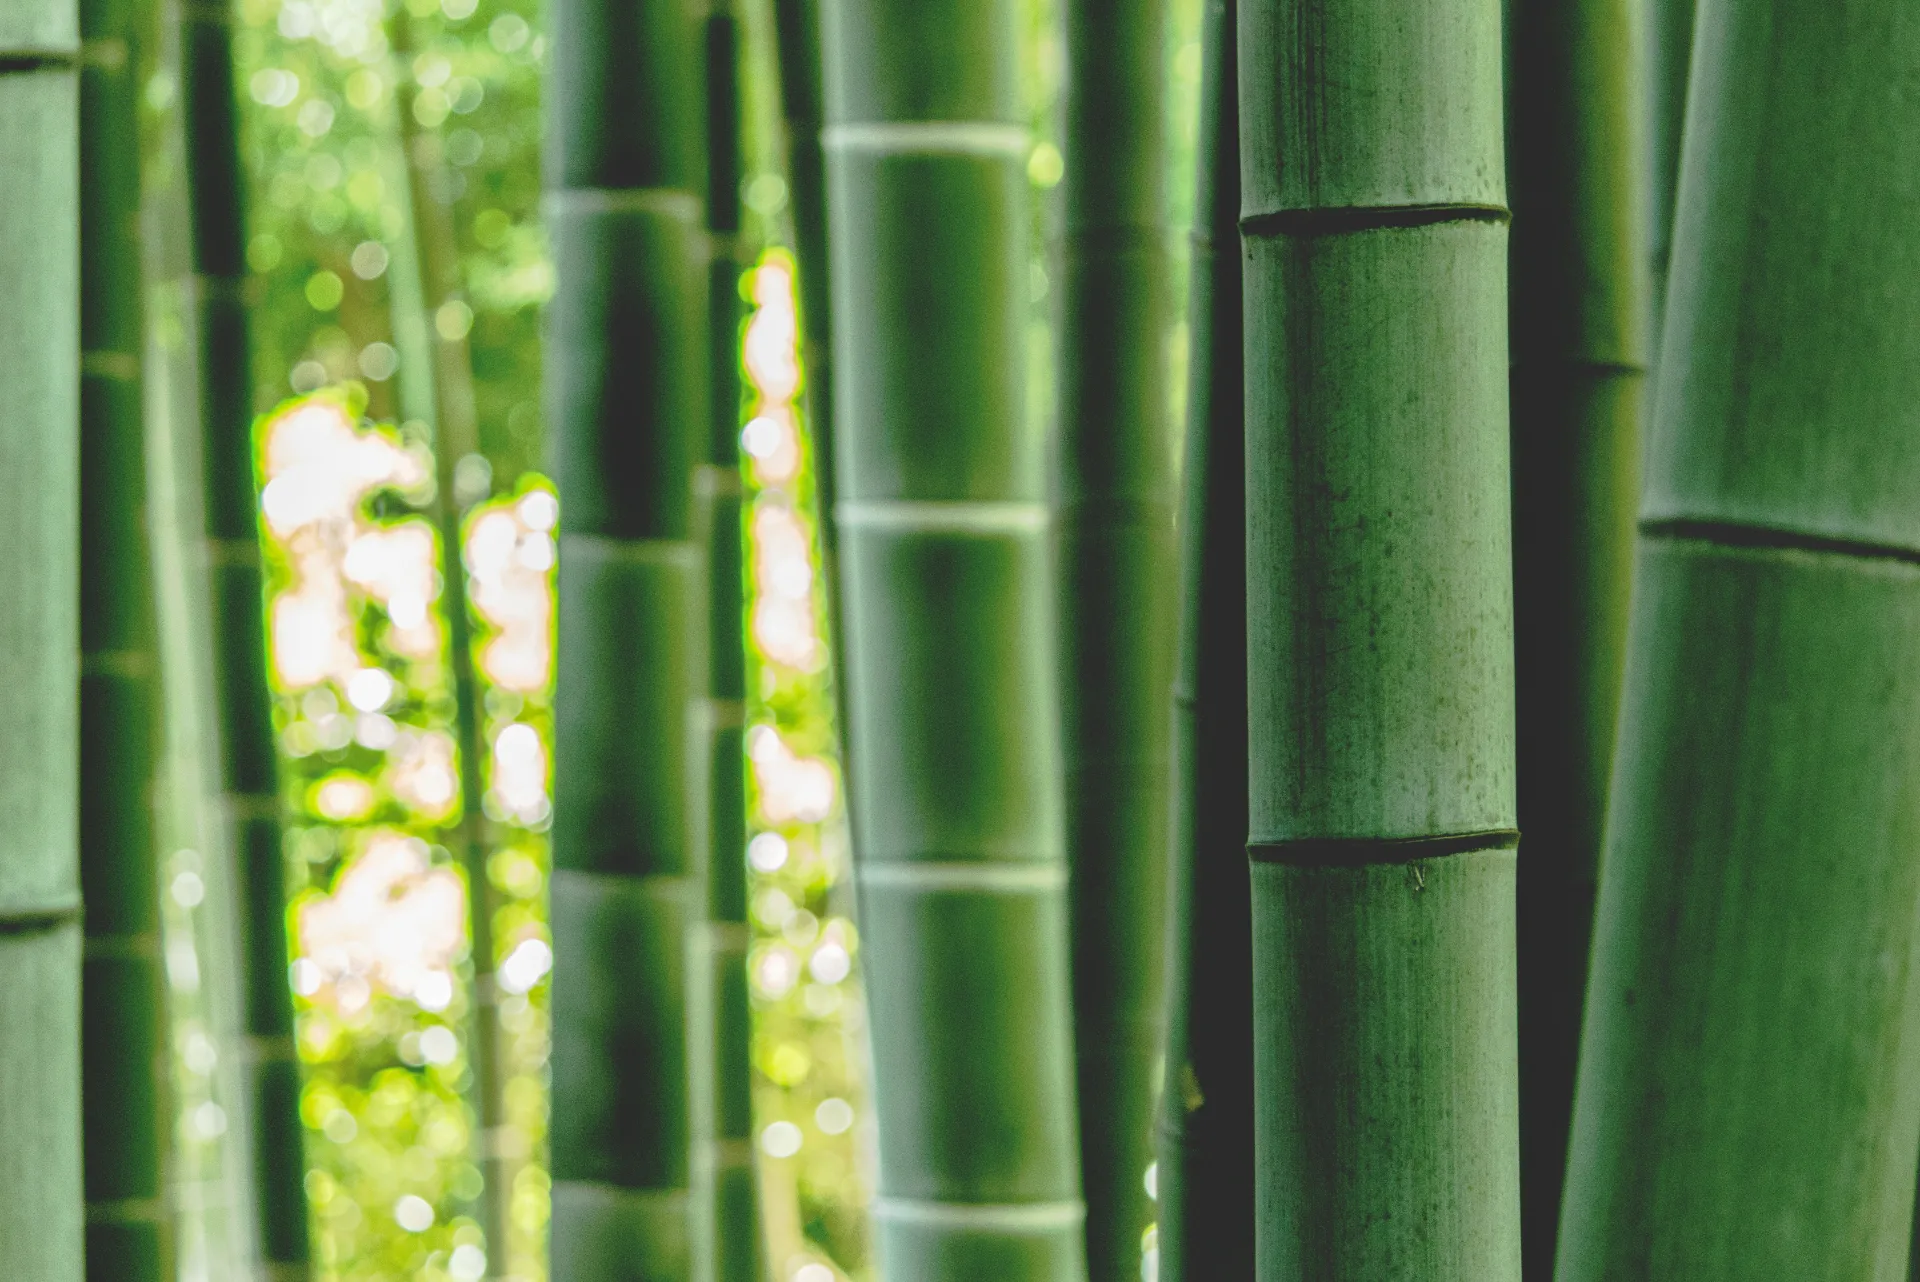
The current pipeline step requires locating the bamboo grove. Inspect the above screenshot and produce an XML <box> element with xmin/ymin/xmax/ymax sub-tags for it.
<box><xmin>12</xmin><ymin>0</ymin><xmax>1920</xmax><ymax>1278</ymax></box>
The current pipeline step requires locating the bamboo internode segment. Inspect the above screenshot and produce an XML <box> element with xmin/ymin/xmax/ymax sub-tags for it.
<box><xmin>1240</xmin><ymin>0</ymin><xmax>1517</xmax><ymax>1276</ymax></box>
<box><xmin>822</xmin><ymin>1</ymin><xmax>1085</xmax><ymax>1277</ymax></box>
<box><xmin>0</xmin><ymin>13</ymin><xmax>83</xmax><ymax>1280</ymax></box>
<box><xmin>1558</xmin><ymin>2</ymin><xmax>1920</xmax><ymax>1275</ymax></box>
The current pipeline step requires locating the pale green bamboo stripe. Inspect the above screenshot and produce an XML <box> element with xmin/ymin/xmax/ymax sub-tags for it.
<box><xmin>856</xmin><ymin>863</ymin><xmax>1067</xmax><ymax>890</ymax></box>
<box><xmin>837</xmin><ymin>501</ymin><xmax>1049</xmax><ymax>532</ymax></box>
<box><xmin>822</xmin><ymin>122</ymin><xmax>1030</xmax><ymax>155</ymax></box>
<box><xmin>543</xmin><ymin>188</ymin><xmax>704</xmax><ymax>222</ymax></box>
<box><xmin>874</xmin><ymin>1199</ymin><xmax>1087</xmax><ymax>1230</ymax></box>
<box><xmin>561</xmin><ymin>534</ymin><xmax>701</xmax><ymax>568</ymax></box>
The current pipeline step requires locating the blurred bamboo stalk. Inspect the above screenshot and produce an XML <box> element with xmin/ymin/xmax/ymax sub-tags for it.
<box><xmin>1154</xmin><ymin>0</ymin><xmax>1252</xmax><ymax>1274</ymax></box>
<box><xmin>1645</xmin><ymin>0</ymin><xmax>1694</xmax><ymax>361</ymax></box>
<box><xmin>769</xmin><ymin>0</ymin><xmax>831</xmax><ymax>544</ymax></box>
<box><xmin>0</xmin><ymin>4</ymin><xmax>86</xmax><ymax>1277</ymax></box>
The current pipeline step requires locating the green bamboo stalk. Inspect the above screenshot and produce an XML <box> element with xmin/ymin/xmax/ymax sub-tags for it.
<box><xmin>770</xmin><ymin>0</ymin><xmax>832</xmax><ymax>537</ymax></box>
<box><xmin>1558</xmin><ymin>2</ymin><xmax>1920</xmax><ymax>1275</ymax></box>
<box><xmin>1645</xmin><ymin>0</ymin><xmax>1693</xmax><ymax>357</ymax></box>
<box><xmin>178</xmin><ymin>0</ymin><xmax>312</xmax><ymax>1268</ymax></box>
<box><xmin>1055</xmin><ymin>1</ymin><xmax>1174</xmax><ymax>1275</ymax></box>
<box><xmin>1239</xmin><ymin>0</ymin><xmax>1518</xmax><ymax>1275</ymax></box>
<box><xmin>79</xmin><ymin>0</ymin><xmax>171</xmax><ymax>1273</ymax></box>
<box><xmin>0</xmin><ymin>9</ymin><xmax>84</xmax><ymax>1280</ymax></box>
<box><xmin>387</xmin><ymin>16</ymin><xmax>515</xmax><ymax>1275</ymax></box>
<box><xmin>822</xmin><ymin>4</ymin><xmax>1085</xmax><ymax>1278</ymax></box>
<box><xmin>1155</xmin><ymin>0</ymin><xmax>1251</xmax><ymax>1275</ymax></box>
<box><xmin>690</xmin><ymin>10</ymin><xmax>762</xmax><ymax>1282</ymax></box>
<box><xmin>1503</xmin><ymin>0</ymin><xmax>1643</xmax><ymax>1270</ymax></box>
<box><xmin>544</xmin><ymin>0</ymin><xmax>708</xmax><ymax>1268</ymax></box>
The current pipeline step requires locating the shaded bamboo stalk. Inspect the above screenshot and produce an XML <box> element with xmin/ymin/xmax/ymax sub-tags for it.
<box><xmin>0</xmin><ymin>8</ymin><xmax>86</xmax><ymax>1279</ymax></box>
<box><xmin>1646</xmin><ymin>0</ymin><xmax>1693</xmax><ymax>359</ymax></box>
<box><xmin>1055</xmin><ymin>0</ymin><xmax>1175</xmax><ymax>1274</ymax></box>
<box><xmin>387</xmin><ymin>14</ymin><xmax>515</xmax><ymax>1276</ymax></box>
<box><xmin>543</xmin><ymin>0</ymin><xmax>708</xmax><ymax>1267</ymax></box>
<box><xmin>178</xmin><ymin>0</ymin><xmax>313</xmax><ymax>1268</ymax></box>
<box><xmin>1239</xmin><ymin>0</ymin><xmax>1519</xmax><ymax>1275</ymax></box>
<box><xmin>822</xmin><ymin>2</ymin><xmax>1086</xmax><ymax>1277</ymax></box>
<box><xmin>689</xmin><ymin>8</ymin><xmax>762</xmax><ymax>1282</ymax></box>
<box><xmin>1154</xmin><ymin>0</ymin><xmax>1251</xmax><ymax>1274</ymax></box>
<box><xmin>1503</xmin><ymin>0</ymin><xmax>1643</xmax><ymax>1270</ymax></box>
<box><xmin>1558</xmin><ymin>1</ymin><xmax>1920</xmax><ymax>1276</ymax></box>
<box><xmin>770</xmin><ymin>0</ymin><xmax>832</xmax><ymax>540</ymax></box>
<box><xmin>79</xmin><ymin>0</ymin><xmax>172</xmax><ymax>1272</ymax></box>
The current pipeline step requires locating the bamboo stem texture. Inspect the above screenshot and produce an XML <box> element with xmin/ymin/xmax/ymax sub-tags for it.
<box><xmin>1155</xmin><ymin>0</ymin><xmax>1252</xmax><ymax>1274</ymax></box>
<box><xmin>1559</xmin><ymin>3</ymin><xmax>1920</xmax><ymax>1276</ymax></box>
<box><xmin>822</xmin><ymin>2</ymin><xmax>1086</xmax><ymax>1277</ymax></box>
<box><xmin>0</xmin><ymin>9</ymin><xmax>85</xmax><ymax>1279</ymax></box>
<box><xmin>1239</xmin><ymin>0</ymin><xmax>1519</xmax><ymax>1275</ymax></box>
<box><xmin>1646</xmin><ymin>0</ymin><xmax>1693</xmax><ymax>358</ymax></box>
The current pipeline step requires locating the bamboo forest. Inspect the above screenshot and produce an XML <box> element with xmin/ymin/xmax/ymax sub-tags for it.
<box><xmin>9</xmin><ymin>0</ymin><xmax>1920</xmax><ymax>1278</ymax></box>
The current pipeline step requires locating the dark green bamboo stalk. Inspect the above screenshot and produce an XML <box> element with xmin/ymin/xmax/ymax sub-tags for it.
<box><xmin>1239</xmin><ymin>0</ymin><xmax>1517</xmax><ymax>1275</ymax></box>
<box><xmin>0</xmin><ymin>11</ymin><xmax>85</xmax><ymax>1279</ymax></box>
<box><xmin>1646</xmin><ymin>0</ymin><xmax>1693</xmax><ymax>358</ymax></box>
<box><xmin>1155</xmin><ymin>0</ymin><xmax>1251</xmax><ymax>1275</ymax></box>
<box><xmin>79</xmin><ymin>0</ymin><xmax>171</xmax><ymax>1273</ymax></box>
<box><xmin>689</xmin><ymin>10</ymin><xmax>760</xmax><ymax>1282</ymax></box>
<box><xmin>1503</xmin><ymin>0</ymin><xmax>1643</xmax><ymax>1271</ymax></box>
<box><xmin>770</xmin><ymin>0</ymin><xmax>832</xmax><ymax>535</ymax></box>
<box><xmin>823</xmin><ymin>4</ymin><xmax>1085</xmax><ymax>1278</ymax></box>
<box><xmin>1056</xmin><ymin>2</ymin><xmax>1174</xmax><ymax>1276</ymax></box>
<box><xmin>1559</xmin><ymin>2</ymin><xmax>1920</xmax><ymax>1276</ymax></box>
<box><xmin>388</xmin><ymin>17</ymin><xmax>514</xmax><ymax>1275</ymax></box>
<box><xmin>178</xmin><ymin>0</ymin><xmax>312</xmax><ymax>1269</ymax></box>
<box><xmin>544</xmin><ymin>0</ymin><xmax>707</xmax><ymax>1270</ymax></box>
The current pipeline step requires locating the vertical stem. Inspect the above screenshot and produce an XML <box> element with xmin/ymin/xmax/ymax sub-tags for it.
<box><xmin>822</xmin><ymin>3</ymin><xmax>1087</xmax><ymax>1278</ymax></box>
<box><xmin>80</xmin><ymin>0</ymin><xmax>172</xmax><ymax>1272</ymax></box>
<box><xmin>1645</xmin><ymin>0</ymin><xmax>1693</xmax><ymax>362</ymax></box>
<box><xmin>1560</xmin><ymin>3</ymin><xmax>1920</xmax><ymax>1276</ymax></box>
<box><xmin>770</xmin><ymin>0</ymin><xmax>832</xmax><ymax>544</ymax></box>
<box><xmin>1238</xmin><ymin>0</ymin><xmax>1518</xmax><ymax>1276</ymax></box>
<box><xmin>0</xmin><ymin>11</ymin><xmax>85</xmax><ymax>1280</ymax></box>
<box><xmin>1056</xmin><ymin>0</ymin><xmax>1174</xmax><ymax>1273</ymax></box>
<box><xmin>543</xmin><ymin>0</ymin><xmax>708</xmax><ymax>1269</ymax></box>
<box><xmin>1155</xmin><ymin>0</ymin><xmax>1252</xmax><ymax>1275</ymax></box>
<box><xmin>177</xmin><ymin>0</ymin><xmax>312</xmax><ymax>1268</ymax></box>
<box><xmin>1503</xmin><ymin>0</ymin><xmax>1643</xmax><ymax>1270</ymax></box>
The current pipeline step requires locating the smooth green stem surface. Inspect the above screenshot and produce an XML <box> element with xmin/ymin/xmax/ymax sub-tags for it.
<box><xmin>1646</xmin><ymin>0</ymin><xmax>1693</xmax><ymax>359</ymax></box>
<box><xmin>0</xmin><ymin>16</ymin><xmax>85</xmax><ymax>1281</ymax></box>
<box><xmin>1155</xmin><ymin>0</ymin><xmax>1252</xmax><ymax>1275</ymax></box>
<box><xmin>1239</xmin><ymin>0</ymin><xmax>1519</xmax><ymax>1276</ymax></box>
<box><xmin>771</xmin><ymin>0</ymin><xmax>832</xmax><ymax>538</ymax></box>
<box><xmin>822</xmin><ymin>1</ymin><xmax>1087</xmax><ymax>1277</ymax></box>
<box><xmin>1560</xmin><ymin>3</ymin><xmax>1920</xmax><ymax>1277</ymax></box>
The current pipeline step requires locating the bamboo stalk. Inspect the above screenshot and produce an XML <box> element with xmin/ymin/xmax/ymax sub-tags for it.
<box><xmin>1238</xmin><ymin>0</ymin><xmax>1518</xmax><ymax>1276</ymax></box>
<box><xmin>79</xmin><ymin>0</ymin><xmax>171</xmax><ymax>1273</ymax></box>
<box><xmin>0</xmin><ymin>9</ymin><xmax>85</xmax><ymax>1279</ymax></box>
<box><xmin>177</xmin><ymin>0</ymin><xmax>312</xmax><ymax>1267</ymax></box>
<box><xmin>1155</xmin><ymin>0</ymin><xmax>1251</xmax><ymax>1275</ymax></box>
<box><xmin>1558</xmin><ymin>2</ymin><xmax>1920</xmax><ymax>1275</ymax></box>
<box><xmin>1646</xmin><ymin>0</ymin><xmax>1693</xmax><ymax>358</ymax></box>
<box><xmin>689</xmin><ymin>9</ymin><xmax>762</xmax><ymax>1282</ymax></box>
<box><xmin>386</xmin><ymin>16</ymin><xmax>515</xmax><ymax>1275</ymax></box>
<box><xmin>770</xmin><ymin>0</ymin><xmax>832</xmax><ymax>538</ymax></box>
<box><xmin>1055</xmin><ymin>1</ymin><xmax>1174</xmax><ymax>1275</ymax></box>
<box><xmin>1503</xmin><ymin>0</ymin><xmax>1643</xmax><ymax>1270</ymax></box>
<box><xmin>544</xmin><ymin>0</ymin><xmax>708</xmax><ymax>1268</ymax></box>
<box><xmin>822</xmin><ymin>4</ymin><xmax>1086</xmax><ymax>1278</ymax></box>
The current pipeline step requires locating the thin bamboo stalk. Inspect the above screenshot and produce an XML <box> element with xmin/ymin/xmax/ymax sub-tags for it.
<box><xmin>1055</xmin><ymin>0</ymin><xmax>1174</xmax><ymax>1274</ymax></box>
<box><xmin>690</xmin><ymin>9</ymin><xmax>762</xmax><ymax>1282</ymax></box>
<box><xmin>387</xmin><ymin>16</ymin><xmax>515</xmax><ymax>1275</ymax></box>
<box><xmin>770</xmin><ymin>0</ymin><xmax>832</xmax><ymax>539</ymax></box>
<box><xmin>1238</xmin><ymin>0</ymin><xmax>1518</xmax><ymax>1275</ymax></box>
<box><xmin>1645</xmin><ymin>0</ymin><xmax>1693</xmax><ymax>358</ymax></box>
<box><xmin>178</xmin><ymin>0</ymin><xmax>312</xmax><ymax>1267</ymax></box>
<box><xmin>1154</xmin><ymin>0</ymin><xmax>1251</xmax><ymax>1275</ymax></box>
<box><xmin>1503</xmin><ymin>0</ymin><xmax>1643</xmax><ymax>1269</ymax></box>
<box><xmin>822</xmin><ymin>3</ymin><xmax>1086</xmax><ymax>1277</ymax></box>
<box><xmin>0</xmin><ymin>8</ymin><xmax>85</xmax><ymax>1278</ymax></box>
<box><xmin>79</xmin><ymin>0</ymin><xmax>171</xmax><ymax>1272</ymax></box>
<box><xmin>1559</xmin><ymin>2</ymin><xmax>1920</xmax><ymax>1275</ymax></box>
<box><xmin>544</xmin><ymin>0</ymin><xmax>708</xmax><ymax>1268</ymax></box>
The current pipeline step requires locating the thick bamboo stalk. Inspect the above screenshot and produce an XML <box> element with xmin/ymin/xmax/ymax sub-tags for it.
<box><xmin>689</xmin><ymin>11</ymin><xmax>760</xmax><ymax>1282</ymax></box>
<box><xmin>1239</xmin><ymin>0</ymin><xmax>1518</xmax><ymax>1276</ymax></box>
<box><xmin>0</xmin><ymin>11</ymin><xmax>85</xmax><ymax>1280</ymax></box>
<box><xmin>1503</xmin><ymin>0</ymin><xmax>1643</xmax><ymax>1270</ymax></box>
<box><xmin>1154</xmin><ymin>0</ymin><xmax>1252</xmax><ymax>1275</ymax></box>
<box><xmin>80</xmin><ymin>0</ymin><xmax>171</xmax><ymax>1272</ymax></box>
<box><xmin>544</xmin><ymin>0</ymin><xmax>708</xmax><ymax>1270</ymax></box>
<box><xmin>178</xmin><ymin>0</ymin><xmax>312</xmax><ymax>1268</ymax></box>
<box><xmin>1558</xmin><ymin>2</ymin><xmax>1920</xmax><ymax>1276</ymax></box>
<box><xmin>1056</xmin><ymin>1</ymin><xmax>1174</xmax><ymax>1275</ymax></box>
<box><xmin>387</xmin><ymin>17</ymin><xmax>515</xmax><ymax>1275</ymax></box>
<box><xmin>822</xmin><ymin>4</ymin><xmax>1086</xmax><ymax>1278</ymax></box>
